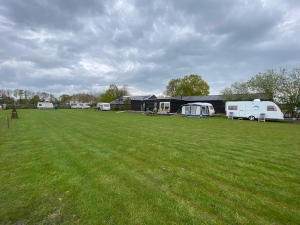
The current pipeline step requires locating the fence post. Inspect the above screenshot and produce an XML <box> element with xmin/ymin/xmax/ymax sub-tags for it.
<box><xmin>6</xmin><ymin>117</ymin><xmax>10</xmax><ymax>128</ymax></box>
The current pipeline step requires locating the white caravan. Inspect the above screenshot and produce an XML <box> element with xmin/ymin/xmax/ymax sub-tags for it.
<box><xmin>37</xmin><ymin>102</ymin><xmax>54</xmax><ymax>109</ymax></box>
<box><xmin>97</xmin><ymin>103</ymin><xmax>111</xmax><ymax>111</ymax></box>
<box><xmin>225</xmin><ymin>99</ymin><xmax>284</xmax><ymax>121</ymax></box>
<box><xmin>181</xmin><ymin>102</ymin><xmax>215</xmax><ymax>117</ymax></box>
<box><xmin>70</xmin><ymin>103</ymin><xmax>90</xmax><ymax>109</ymax></box>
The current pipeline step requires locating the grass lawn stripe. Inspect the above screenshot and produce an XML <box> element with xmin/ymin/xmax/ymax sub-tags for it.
<box><xmin>0</xmin><ymin>109</ymin><xmax>299</xmax><ymax>224</ymax></box>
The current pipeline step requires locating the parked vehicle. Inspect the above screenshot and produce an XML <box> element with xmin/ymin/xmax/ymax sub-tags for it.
<box><xmin>181</xmin><ymin>102</ymin><xmax>215</xmax><ymax>117</ymax></box>
<box><xmin>37</xmin><ymin>102</ymin><xmax>54</xmax><ymax>109</ymax></box>
<box><xmin>70</xmin><ymin>103</ymin><xmax>90</xmax><ymax>109</ymax></box>
<box><xmin>96</xmin><ymin>103</ymin><xmax>111</xmax><ymax>111</ymax></box>
<box><xmin>225</xmin><ymin>99</ymin><xmax>284</xmax><ymax>120</ymax></box>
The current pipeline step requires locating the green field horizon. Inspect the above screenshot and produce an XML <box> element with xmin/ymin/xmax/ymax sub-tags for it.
<box><xmin>0</xmin><ymin>109</ymin><xmax>299</xmax><ymax>224</ymax></box>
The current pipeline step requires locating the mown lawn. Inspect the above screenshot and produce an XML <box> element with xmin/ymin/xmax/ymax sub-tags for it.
<box><xmin>0</xmin><ymin>109</ymin><xmax>299</xmax><ymax>224</ymax></box>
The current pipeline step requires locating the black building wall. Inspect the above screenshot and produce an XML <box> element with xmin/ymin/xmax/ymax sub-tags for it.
<box><xmin>132</xmin><ymin>98</ymin><xmax>225</xmax><ymax>113</ymax></box>
<box><xmin>142</xmin><ymin>99</ymin><xmax>186</xmax><ymax>113</ymax></box>
<box><xmin>131</xmin><ymin>100</ymin><xmax>143</xmax><ymax>111</ymax></box>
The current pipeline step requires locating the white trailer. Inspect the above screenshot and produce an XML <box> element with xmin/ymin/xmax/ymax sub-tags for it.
<box><xmin>96</xmin><ymin>103</ymin><xmax>110</xmax><ymax>111</ymax></box>
<box><xmin>181</xmin><ymin>102</ymin><xmax>215</xmax><ymax>117</ymax></box>
<box><xmin>70</xmin><ymin>102</ymin><xmax>90</xmax><ymax>109</ymax></box>
<box><xmin>225</xmin><ymin>99</ymin><xmax>284</xmax><ymax>121</ymax></box>
<box><xmin>37</xmin><ymin>102</ymin><xmax>54</xmax><ymax>109</ymax></box>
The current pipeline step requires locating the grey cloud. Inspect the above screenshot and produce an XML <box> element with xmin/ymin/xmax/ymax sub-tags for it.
<box><xmin>0</xmin><ymin>0</ymin><xmax>299</xmax><ymax>97</ymax></box>
<box><xmin>0</xmin><ymin>0</ymin><xmax>106</xmax><ymax>31</ymax></box>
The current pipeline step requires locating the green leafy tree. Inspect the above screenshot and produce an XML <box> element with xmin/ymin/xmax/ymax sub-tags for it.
<box><xmin>30</xmin><ymin>95</ymin><xmax>41</xmax><ymax>104</ymax></box>
<box><xmin>221</xmin><ymin>79</ymin><xmax>254</xmax><ymax>101</ymax></box>
<box><xmin>247</xmin><ymin>69</ymin><xmax>285</xmax><ymax>102</ymax></box>
<box><xmin>279</xmin><ymin>68</ymin><xmax>300</xmax><ymax>117</ymax></box>
<box><xmin>99</xmin><ymin>84</ymin><xmax>130</xmax><ymax>103</ymax></box>
<box><xmin>123</xmin><ymin>97</ymin><xmax>131</xmax><ymax>110</ymax></box>
<box><xmin>59</xmin><ymin>94</ymin><xmax>71</xmax><ymax>105</ymax></box>
<box><xmin>164</xmin><ymin>78</ymin><xmax>181</xmax><ymax>97</ymax></box>
<box><xmin>164</xmin><ymin>74</ymin><xmax>210</xmax><ymax>97</ymax></box>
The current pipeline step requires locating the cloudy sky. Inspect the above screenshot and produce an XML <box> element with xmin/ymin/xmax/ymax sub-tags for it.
<box><xmin>0</xmin><ymin>0</ymin><xmax>299</xmax><ymax>98</ymax></box>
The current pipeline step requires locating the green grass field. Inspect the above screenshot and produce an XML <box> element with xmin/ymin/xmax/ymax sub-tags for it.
<box><xmin>0</xmin><ymin>109</ymin><xmax>299</xmax><ymax>224</ymax></box>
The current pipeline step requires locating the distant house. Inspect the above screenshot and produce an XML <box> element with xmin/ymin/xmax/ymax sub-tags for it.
<box><xmin>110</xmin><ymin>95</ymin><xmax>156</xmax><ymax>110</ymax></box>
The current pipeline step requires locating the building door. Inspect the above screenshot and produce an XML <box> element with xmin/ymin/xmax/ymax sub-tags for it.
<box><xmin>142</xmin><ymin>102</ymin><xmax>145</xmax><ymax>111</ymax></box>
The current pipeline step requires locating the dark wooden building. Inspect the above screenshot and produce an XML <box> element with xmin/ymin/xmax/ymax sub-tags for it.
<box><xmin>142</xmin><ymin>98</ymin><xmax>186</xmax><ymax>113</ymax></box>
<box><xmin>116</xmin><ymin>94</ymin><xmax>225</xmax><ymax>113</ymax></box>
<box><xmin>111</xmin><ymin>95</ymin><xmax>156</xmax><ymax>110</ymax></box>
<box><xmin>131</xmin><ymin>95</ymin><xmax>225</xmax><ymax>114</ymax></box>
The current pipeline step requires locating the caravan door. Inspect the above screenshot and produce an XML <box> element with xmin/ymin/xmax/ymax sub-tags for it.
<box><xmin>239</xmin><ymin>103</ymin><xmax>246</xmax><ymax>117</ymax></box>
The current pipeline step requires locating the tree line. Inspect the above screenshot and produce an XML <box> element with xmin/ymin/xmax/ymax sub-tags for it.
<box><xmin>1</xmin><ymin>69</ymin><xmax>299</xmax><ymax>114</ymax></box>
<box><xmin>0</xmin><ymin>89</ymin><xmax>101</xmax><ymax>109</ymax></box>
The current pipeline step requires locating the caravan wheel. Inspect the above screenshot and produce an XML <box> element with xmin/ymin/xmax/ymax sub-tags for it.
<box><xmin>249</xmin><ymin>115</ymin><xmax>255</xmax><ymax>121</ymax></box>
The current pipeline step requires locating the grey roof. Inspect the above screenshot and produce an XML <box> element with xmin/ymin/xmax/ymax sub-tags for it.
<box><xmin>111</xmin><ymin>95</ymin><xmax>224</xmax><ymax>104</ymax></box>
<box><xmin>110</xmin><ymin>95</ymin><xmax>156</xmax><ymax>104</ymax></box>
<box><xmin>179</xmin><ymin>95</ymin><xmax>225</xmax><ymax>101</ymax></box>
<box><xmin>126</xmin><ymin>95</ymin><xmax>156</xmax><ymax>101</ymax></box>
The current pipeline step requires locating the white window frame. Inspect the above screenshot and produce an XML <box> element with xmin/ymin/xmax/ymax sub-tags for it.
<box><xmin>160</xmin><ymin>102</ymin><xmax>170</xmax><ymax>112</ymax></box>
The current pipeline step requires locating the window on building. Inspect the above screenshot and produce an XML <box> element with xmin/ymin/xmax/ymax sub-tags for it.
<box><xmin>160</xmin><ymin>102</ymin><xmax>170</xmax><ymax>111</ymax></box>
<box><xmin>228</xmin><ymin>105</ymin><xmax>238</xmax><ymax>110</ymax></box>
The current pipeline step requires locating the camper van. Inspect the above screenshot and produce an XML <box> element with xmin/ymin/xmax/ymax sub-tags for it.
<box><xmin>37</xmin><ymin>102</ymin><xmax>54</xmax><ymax>109</ymax></box>
<box><xmin>70</xmin><ymin>102</ymin><xmax>90</xmax><ymax>109</ymax></box>
<box><xmin>225</xmin><ymin>99</ymin><xmax>284</xmax><ymax>121</ymax></box>
<box><xmin>181</xmin><ymin>102</ymin><xmax>215</xmax><ymax>117</ymax></box>
<box><xmin>97</xmin><ymin>103</ymin><xmax>111</xmax><ymax>111</ymax></box>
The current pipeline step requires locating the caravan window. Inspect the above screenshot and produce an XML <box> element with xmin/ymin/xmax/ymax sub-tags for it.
<box><xmin>228</xmin><ymin>105</ymin><xmax>238</xmax><ymax>110</ymax></box>
<box><xmin>38</xmin><ymin>104</ymin><xmax>42</xmax><ymax>106</ymax></box>
<box><xmin>202</xmin><ymin>106</ymin><xmax>208</xmax><ymax>114</ymax></box>
<box><xmin>267</xmin><ymin>106</ymin><xmax>277</xmax><ymax>111</ymax></box>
